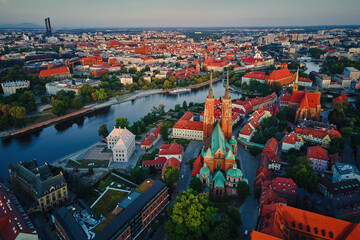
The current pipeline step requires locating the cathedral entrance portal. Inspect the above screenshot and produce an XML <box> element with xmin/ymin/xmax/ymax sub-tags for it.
<box><xmin>217</xmin><ymin>161</ymin><xmax>221</xmax><ymax>170</ymax></box>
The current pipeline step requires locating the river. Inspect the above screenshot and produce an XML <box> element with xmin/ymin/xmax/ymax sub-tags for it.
<box><xmin>0</xmin><ymin>81</ymin><xmax>241</xmax><ymax>179</ymax></box>
<box><xmin>298</xmin><ymin>56</ymin><xmax>320</xmax><ymax>74</ymax></box>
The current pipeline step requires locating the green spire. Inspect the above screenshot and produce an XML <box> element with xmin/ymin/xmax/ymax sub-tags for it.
<box><xmin>295</xmin><ymin>68</ymin><xmax>299</xmax><ymax>84</ymax></box>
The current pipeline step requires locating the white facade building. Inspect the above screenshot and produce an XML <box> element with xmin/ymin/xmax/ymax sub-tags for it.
<box><xmin>120</xmin><ymin>75</ymin><xmax>133</xmax><ymax>85</ymax></box>
<box><xmin>1</xmin><ymin>81</ymin><xmax>30</xmax><ymax>96</ymax></box>
<box><xmin>343</xmin><ymin>67</ymin><xmax>360</xmax><ymax>80</ymax></box>
<box><xmin>107</xmin><ymin>127</ymin><xmax>135</xmax><ymax>162</ymax></box>
<box><xmin>332</xmin><ymin>162</ymin><xmax>360</xmax><ymax>183</ymax></box>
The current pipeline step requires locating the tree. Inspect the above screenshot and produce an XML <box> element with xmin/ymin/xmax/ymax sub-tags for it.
<box><xmin>249</xmin><ymin>146</ymin><xmax>261</xmax><ymax>157</ymax></box>
<box><xmin>285</xmin><ymin>162</ymin><xmax>318</xmax><ymax>192</ymax></box>
<box><xmin>115</xmin><ymin>118</ymin><xmax>130</xmax><ymax>128</ymax></box>
<box><xmin>79</xmin><ymin>83</ymin><xmax>93</xmax><ymax>97</ymax></box>
<box><xmin>175</xmin><ymin>104</ymin><xmax>181</xmax><ymax>112</ymax></box>
<box><xmin>163</xmin><ymin>166</ymin><xmax>180</xmax><ymax>187</ymax></box>
<box><xmin>225</xmin><ymin>206</ymin><xmax>242</xmax><ymax>225</ymax></box>
<box><xmin>130</xmin><ymin>166</ymin><xmax>149</xmax><ymax>184</ymax></box>
<box><xmin>96</xmin><ymin>89</ymin><xmax>108</xmax><ymax>102</ymax></box>
<box><xmin>40</xmin><ymin>96</ymin><xmax>48</xmax><ymax>104</ymax></box>
<box><xmin>164</xmin><ymin>80</ymin><xmax>171</xmax><ymax>89</ymax></box>
<box><xmin>272</xmin><ymin>82</ymin><xmax>282</xmax><ymax>95</ymax></box>
<box><xmin>237</xmin><ymin>182</ymin><xmax>250</xmax><ymax>200</ymax></box>
<box><xmin>9</xmin><ymin>106</ymin><xmax>27</xmax><ymax>119</ymax></box>
<box><xmin>182</xmin><ymin>100</ymin><xmax>187</xmax><ymax>109</ymax></box>
<box><xmin>189</xmin><ymin>177</ymin><xmax>203</xmax><ymax>193</ymax></box>
<box><xmin>340</xmin><ymin>127</ymin><xmax>353</xmax><ymax>139</ymax></box>
<box><xmin>210</xmin><ymin>215</ymin><xmax>237</xmax><ymax>240</ymax></box>
<box><xmin>254</xmin><ymin>186</ymin><xmax>261</xmax><ymax>200</ymax></box>
<box><xmin>165</xmin><ymin>189</ymin><xmax>217</xmax><ymax>240</ymax></box>
<box><xmin>71</xmin><ymin>97</ymin><xmax>83</xmax><ymax>109</ymax></box>
<box><xmin>160</xmin><ymin>125</ymin><xmax>169</xmax><ymax>140</ymax></box>
<box><xmin>98</xmin><ymin>124</ymin><xmax>109</xmax><ymax>138</ymax></box>
<box><xmin>52</xmin><ymin>99</ymin><xmax>67</xmax><ymax>116</ymax></box>
<box><xmin>329</xmin><ymin>137</ymin><xmax>345</xmax><ymax>154</ymax></box>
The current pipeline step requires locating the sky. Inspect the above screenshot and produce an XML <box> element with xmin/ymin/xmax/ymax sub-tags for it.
<box><xmin>0</xmin><ymin>0</ymin><xmax>359</xmax><ymax>28</ymax></box>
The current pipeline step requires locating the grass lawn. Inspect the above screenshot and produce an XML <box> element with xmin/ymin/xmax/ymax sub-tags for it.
<box><xmin>65</xmin><ymin>159</ymin><xmax>110</xmax><ymax>168</ymax></box>
<box><xmin>91</xmin><ymin>189</ymin><xmax>128</xmax><ymax>216</ymax></box>
<box><xmin>135</xmin><ymin>180</ymin><xmax>155</xmax><ymax>193</ymax></box>
<box><xmin>97</xmin><ymin>173</ymin><xmax>137</xmax><ymax>192</ymax></box>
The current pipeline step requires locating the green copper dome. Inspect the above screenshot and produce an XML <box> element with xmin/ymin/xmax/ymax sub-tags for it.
<box><xmin>226</xmin><ymin>163</ymin><xmax>243</xmax><ymax>178</ymax></box>
<box><xmin>229</xmin><ymin>137</ymin><xmax>237</xmax><ymax>145</ymax></box>
<box><xmin>200</xmin><ymin>163</ymin><xmax>210</xmax><ymax>176</ymax></box>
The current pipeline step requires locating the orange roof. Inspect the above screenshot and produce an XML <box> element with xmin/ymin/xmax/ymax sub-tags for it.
<box><xmin>250</xmin><ymin>231</ymin><xmax>282</xmax><ymax>240</ymax></box>
<box><xmin>299</xmin><ymin>77</ymin><xmax>312</xmax><ymax>83</ymax></box>
<box><xmin>243</xmin><ymin>71</ymin><xmax>268</xmax><ymax>80</ymax></box>
<box><xmin>260</xmin><ymin>204</ymin><xmax>360</xmax><ymax>240</ymax></box>
<box><xmin>191</xmin><ymin>155</ymin><xmax>204</xmax><ymax>177</ymax></box>
<box><xmin>333</xmin><ymin>94</ymin><xmax>348</xmax><ymax>103</ymax></box>
<box><xmin>159</xmin><ymin>142</ymin><xmax>183</xmax><ymax>156</ymax></box>
<box><xmin>262</xmin><ymin>138</ymin><xmax>278</xmax><ymax>155</ymax></box>
<box><xmin>307</xmin><ymin>145</ymin><xmax>328</xmax><ymax>161</ymax></box>
<box><xmin>39</xmin><ymin>67</ymin><xmax>70</xmax><ymax>77</ymax></box>
<box><xmin>179</xmin><ymin>111</ymin><xmax>194</xmax><ymax>121</ymax></box>
<box><xmin>283</xmin><ymin>132</ymin><xmax>301</xmax><ymax>145</ymax></box>
<box><xmin>294</xmin><ymin>127</ymin><xmax>341</xmax><ymax>139</ymax></box>
<box><xmin>268</xmin><ymin>68</ymin><xmax>293</xmax><ymax>80</ymax></box>
<box><xmin>290</xmin><ymin>90</ymin><xmax>321</xmax><ymax>109</ymax></box>
<box><xmin>173</xmin><ymin>120</ymin><xmax>203</xmax><ymax>131</ymax></box>
<box><xmin>162</xmin><ymin>157</ymin><xmax>180</xmax><ymax>176</ymax></box>
<box><xmin>142</xmin><ymin>157</ymin><xmax>167</xmax><ymax>166</ymax></box>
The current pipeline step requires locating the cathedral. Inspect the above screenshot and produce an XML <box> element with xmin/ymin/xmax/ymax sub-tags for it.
<box><xmin>197</xmin><ymin>72</ymin><xmax>248</xmax><ymax>196</ymax></box>
<box><xmin>290</xmin><ymin>69</ymin><xmax>321</xmax><ymax>122</ymax></box>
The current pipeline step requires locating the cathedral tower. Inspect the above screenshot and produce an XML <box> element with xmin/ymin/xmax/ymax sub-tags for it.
<box><xmin>203</xmin><ymin>71</ymin><xmax>215</xmax><ymax>141</ymax></box>
<box><xmin>221</xmin><ymin>69</ymin><xmax>232</xmax><ymax>140</ymax></box>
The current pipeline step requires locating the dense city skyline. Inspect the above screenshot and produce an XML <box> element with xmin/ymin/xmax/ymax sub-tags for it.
<box><xmin>0</xmin><ymin>0</ymin><xmax>360</xmax><ymax>28</ymax></box>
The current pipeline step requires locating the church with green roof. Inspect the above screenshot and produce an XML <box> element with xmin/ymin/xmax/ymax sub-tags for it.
<box><xmin>196</xmin><ymin>72</ymin><xmax>248</xmax><ymax>196</ymax></box>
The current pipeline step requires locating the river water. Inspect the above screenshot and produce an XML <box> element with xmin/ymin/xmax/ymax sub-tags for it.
<box><xmin>299</xmin><ymin>56</ymin><xmax>320</xmax><ymax>74</ymax></box>
<box><xmin>0</xmin><ymin>81</ymin><xmax>241</xmax><ymax>179</ymax></box>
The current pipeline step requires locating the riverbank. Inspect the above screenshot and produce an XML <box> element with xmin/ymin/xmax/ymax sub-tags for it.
<box><xmin>2</xmin><ymin>76</ymin><xmax>225</xmax><ymax>138</ymax></box>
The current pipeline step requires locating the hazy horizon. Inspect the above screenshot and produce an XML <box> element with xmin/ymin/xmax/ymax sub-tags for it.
<box><xmin>0</xmin><ymin>0</ymin><xmax>360</xmax><ymax>29</ymax></box>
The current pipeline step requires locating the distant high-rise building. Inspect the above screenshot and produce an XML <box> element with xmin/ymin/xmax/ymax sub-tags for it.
<box><xmin>45</xmin><ymin>17</ymin><xmax>52</xmax><ymax>36</ymax></box>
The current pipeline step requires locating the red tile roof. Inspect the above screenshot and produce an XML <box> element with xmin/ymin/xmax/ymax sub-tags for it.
<box><xmin>307</xmin><ymin>145</ymin><xmax>328</xmax><ymax>161</ymax></box>
<box><xmin>159</xmin><ymin>142</ymin><xmax>184</xmax><ymax>156</ymax></box>
<box><xmin>250</xmin><ymin>231</ymin><xmax>282</xmax><ymax>240</ymax></box>
<box><xmin>259</xmin><ymin>204</ymin><xmax>360</xmax><ymax>240</ymax></box>
<box><xmin>262</xmin><ymin>138</ymin><xmax>279</xmax><ymax>155</ymax></box>
<box><xmin>142</xmin><ymin>157</ymin><xmax>167</xmax><ymax>166</ymax></box>
<box><xmin>243</xmin><ymin>71</ymin><xmax>268</xmax><ymax>80</ymax></box>
<box><xmin>141</xmin><ymin>125</ymin><xmax>162</xmax><ymax>146</ymax></box>
<box><xmin>0</xmin><ymin>186</ymin><xmax>35</xmax><ymax>239</ymax></box>
<box><xmin>333</xmin><ymin>94</ymin><xmax>348</xmax><ymax>103</ymax></box>
<box><xmin>294</xmin><ymin>127</ymin><xmax>341</xmax><ymax>139</ymax></box>
<box><xmin>259</xmin><ymin>187</ymin><xmax>287</xmax><ymax>208</ymax></box>
<box><xmin>39</xmin><ymin>67</ymin><xmax>70</xmax><ymax>77</ymax></box>
<box><xmin>267</xmin><ymin>177</ymin><xmax>297</xmax><ymax>195</ymax></box>
<box><xmin>299</xmin><ymin>77</ymin><xmax>312</xmax><ymax>83</ymax></box>
<box><xmin>179</xmin><ymin>111</ymin><xmax>194</xmax><ymax>121</ymax></box>
<box><xmin>162</xmin><ymin>157</ymin><xmax>181</xmax><ymax>176</ymax></box>
<box><xmin>191</xmin><ymin>155</ymin><xmax>204</xmax><ymax>177</ymax></box>
<box><xmin>173</xmin><ymin>120</ymin><xmax>203</xmax><ymax>131</ymax></box>
<box><xmin>268</xmin><ymin>68</ymin><xmax>293</xmax><ymax>80</ymax></box>
<box><xmin>283</xmin><ymin>132</ymin><xmax>301</xmax><ymax>145</ymax></box>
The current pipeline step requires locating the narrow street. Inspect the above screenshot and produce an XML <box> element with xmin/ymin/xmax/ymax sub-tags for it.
<box><xmin>233</xmin><ymin>124</ymin><xmax>260</xmax><ymax>238</ymax></box>
<box><xmin>176</xmin><ymin>140</ymin><xmax>203</xmax><ymax>193</ymax></box>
